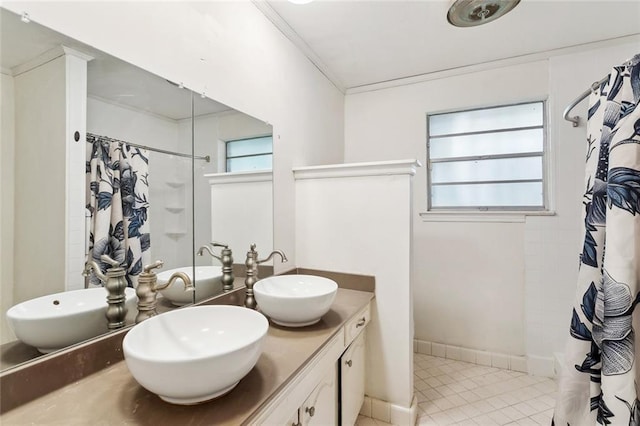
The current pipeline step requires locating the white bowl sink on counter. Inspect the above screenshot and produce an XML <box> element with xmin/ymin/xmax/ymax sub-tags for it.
<box><xmin>254</xmin><ymin>274</ymin><xmax>338</xmax><ymax>327</ymax></box>
<box><xmin>6</xmin><ymin>287</ymin><xmax>137</xmax><ymax>353</ymax></box>
<box><xmin>122</xmin><ymin>305</ymin><xmax>268</xmax><ymax>405</ymax></box>
<box><xmin>157</xmin><ymin>266</ymin><xmax>223</xmax><ymax>306</ymax></box>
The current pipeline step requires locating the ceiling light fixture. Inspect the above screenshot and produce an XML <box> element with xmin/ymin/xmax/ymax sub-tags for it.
<box><xmin>447</xmin><ymin>0</ymin><xmax>520</xmax><ymax>27</ymax></box>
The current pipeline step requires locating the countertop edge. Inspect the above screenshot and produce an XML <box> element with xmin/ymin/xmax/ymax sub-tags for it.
<box><xmin>1</xmin><ymin>288</ymin><xmax>374</xmax><ymax>424</ymax></box>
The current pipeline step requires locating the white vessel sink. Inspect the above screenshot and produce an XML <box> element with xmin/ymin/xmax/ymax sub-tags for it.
<box><xmin>157</xmin><ymin>266</ymin><xmax>223</xmax><ymax>306</ymax></box>
<box><xmin>6</xmin><ymin>287</ymin><xmax>137</xmax><ymax>353</ymax></box>
<box><xmin>122</xmin><ymin>305</ymin><xmax>268</xmax><ymax>405</ymax></box>
<box><xmin>254</xmin><ymin>274</ymin><xmax>338</xmax><ymax>327</ymax></box>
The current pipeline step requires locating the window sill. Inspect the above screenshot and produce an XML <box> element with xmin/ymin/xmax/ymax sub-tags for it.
<box><xmin>419</xmin><ymin>210</ymin><xmax>556</xmax><ymax>223</ymax></box>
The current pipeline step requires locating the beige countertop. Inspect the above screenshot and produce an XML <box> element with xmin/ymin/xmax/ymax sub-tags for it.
<box><xmin>1</xmin><ymin>288</ymin><xmax>373</xmax><ymax>425</ymax></box>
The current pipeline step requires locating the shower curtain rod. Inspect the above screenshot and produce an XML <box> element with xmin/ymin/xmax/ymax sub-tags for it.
<box><xmin>86</xmin><ymin>132</ymin><xmax>210</xmax><ymax>163</ymax></box>
<box><xmin>563</xmin><ymin>75</ymin><xmax>609</xmax><ymax>128</ymax></box>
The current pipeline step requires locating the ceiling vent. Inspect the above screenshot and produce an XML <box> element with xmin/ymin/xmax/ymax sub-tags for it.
<box><xmin>447</xmin><ymin>0</ymin><xmax>521</xmax><ymax>27</ymax></box>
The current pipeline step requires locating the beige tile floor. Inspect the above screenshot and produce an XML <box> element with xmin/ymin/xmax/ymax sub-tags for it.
<box><xmin>356</xmin><ymin>353</ymin><xmax>557</xmax><ymax>425</ymax></box>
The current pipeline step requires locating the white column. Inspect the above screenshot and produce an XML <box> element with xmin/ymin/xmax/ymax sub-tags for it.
<box><xmin>295</xmin><ymin>160</ymin><xmax>419</xmax><ymax>412</ymax></box>
<box><xmin>64</xmin><ymin>47</ymin><xmax>92</xmax><ymax>291</ymax></box>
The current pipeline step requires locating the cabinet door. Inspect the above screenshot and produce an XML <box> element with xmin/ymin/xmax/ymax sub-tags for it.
<box><xmin>301</xmin><ymin>365</ymin><xmax>337</xmax><ymax>426</ymax></box>
<box><xmin>341</xmin><ymin>331</ymin><xmax>366</xmax><ymax>426</ymax></box>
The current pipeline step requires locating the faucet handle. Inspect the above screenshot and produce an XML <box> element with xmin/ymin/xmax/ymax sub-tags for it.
<box><xmin>100</xmin><ymin>254</ymin><xmax>120</xmax><ymax>268</ymax></box>
<box><xmin>144</xmin><ymin>260</ymin><xmax>164</xmax><ymax>273</ymax></box>
<box><xmin>211</xmin><ymin>242</ymin><xmax>229</xmax><ymax>249</ymax></box>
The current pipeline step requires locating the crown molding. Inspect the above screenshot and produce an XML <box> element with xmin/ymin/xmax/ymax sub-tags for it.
<box><xmin>251</xmin><ymin>0</ymin><xmax>345</xmax><ymax>94</ymax></box>
<box><xmin>12</xmin><ymin>45</ymin><xmax>93</xmax><ymax>77</ymax></box>
<box><xmin>346</xmin><ymin>33</ymin><xmax>640</xmax><ymax>95</ymax></box>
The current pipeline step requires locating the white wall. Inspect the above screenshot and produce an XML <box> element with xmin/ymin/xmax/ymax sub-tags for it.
<box><xmin>3</xmin><ymin>1</ymin><xmax>346</xmax><ymax>270</ymax></box>
<box><xmin>13</xmin><ymin>55</ymin><xmax>68</xmax><ymax>304</ymax></box>
<box><xmin>207</xmin><ymin>172</ymin><xmax>273</xmax><ymax>267</ymax></box>
<box><xmin>190</xmin><ymin>111</ymin><xmax>273</xmax><ymax>263</ymax></box>
<box><xmin>295</xmin><ymin>162</ymin><xmax>416</xmax><ymax>412</ymax></box>
<box><xmin>1</xmin><ymin>72</ymin><xmax>16</xmax><ymax>343</ymax></box>
<box><xmin>344</xmin><ymin>39</ymin><xmax>640</xmax><ymax>369</ymax></box>
<box><xmin>2</xmin><ymin>48</ymin><xmax>87</xmax><ymax>341</ymax></box>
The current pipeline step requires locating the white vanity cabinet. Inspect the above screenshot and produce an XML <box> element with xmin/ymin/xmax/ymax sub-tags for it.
<box><xmin>297</xmin><ymin>367</ymin><xmax>338</xmax><ymax>426</ymax></box>
<box><xmin>340</xmin><ymin>304</ymin><xmax>369</xmax><ymax>426</ymax></box>
<box><xmin>340</xmin><ymin>330</ymin><xmax>366</xmax><ymax>426</ymax></box>
<box><xmin>250</xmin><ymin>328</ymin><xmax>344</xmax><ymax>426</ymax></box>
<box><xmin>250</xmin><ymin>301</ymin><xmax>371</xmax><ymax>426</ymax></box>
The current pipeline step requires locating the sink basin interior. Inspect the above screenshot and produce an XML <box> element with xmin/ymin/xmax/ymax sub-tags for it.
<box><xmin>123</xmin><ymin>305</ymin><xmax>268</xmax><ymax>405</ymax></box>
<box><xmin>254</xmin><ymin>274</ymin><xmax>338</xmax><ymax>327</ymax></box>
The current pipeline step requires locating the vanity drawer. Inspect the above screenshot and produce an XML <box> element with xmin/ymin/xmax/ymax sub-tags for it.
<box><xmin>344</xmin><ymin>304</ymin><xmax>370</xmax><ymax>346</ymax></box>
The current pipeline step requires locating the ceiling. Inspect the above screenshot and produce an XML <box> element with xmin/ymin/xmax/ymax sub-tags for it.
<box><xmin>1</xmin><ymin>8</ymin><xmax>231</xmax><ymax>120</ymax></box>
<box><xmin>262</xmin><ymin>0</ymin><xmax>640</xmax><ymax>91</ymax></box>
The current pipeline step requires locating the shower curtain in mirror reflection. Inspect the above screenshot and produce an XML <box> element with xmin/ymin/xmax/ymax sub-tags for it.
<box><xmin>86</xmin><ymin>134</ymin><xmax>151</xmax><ymax>288</ymax></box>
<box><xmin>554</xmin><ymin>55</ymin><xmax>640</xmax><ymax>426</ymax></box>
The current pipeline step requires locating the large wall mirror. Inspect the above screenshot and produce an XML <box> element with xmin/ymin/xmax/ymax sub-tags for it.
<box><xmin>0</xmin><ymin>8</ymin><xmax>273</xmax><ymax>372</ymax></box>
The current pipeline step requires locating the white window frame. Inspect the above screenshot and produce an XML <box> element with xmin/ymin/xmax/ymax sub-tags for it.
<box><xmin>425</xmin><ymin>101</ymin><xmax>550</xmax><ymax>214</ymax></box>
<box><xmin>225</xmin><ymin>135</ymin><xmax>273</xmax><ymax>173</ymax></box>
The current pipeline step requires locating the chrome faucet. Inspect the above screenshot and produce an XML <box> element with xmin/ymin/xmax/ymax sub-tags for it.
<box><xmin>197</xmin><ymin>242</ymin><xmax>235</xmax><ymax>292</ymax></box>
<box><xmin>135</xmin><ymin>260</ymin><xmax>194</xmax><ymax>323</ymax></box>
<box><xmin>244</xmin><ymin>244</ymin><xmax>288</xmax><ymax>309</ymax></box>
<box><xmin>83</xmin><ymin>254</ymin><xmax>128</xmax><ymax>329</ymax></box>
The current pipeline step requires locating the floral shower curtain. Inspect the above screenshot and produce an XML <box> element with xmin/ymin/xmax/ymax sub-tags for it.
<box><xmin>554</xmin><ymin>55</ymin><xmax>640</xmax><ymax>425</ymax></box>
<box><xmin>86</xmin><ymin>134</ymin><xmax>151</xmax><ymax>287</ymax></box>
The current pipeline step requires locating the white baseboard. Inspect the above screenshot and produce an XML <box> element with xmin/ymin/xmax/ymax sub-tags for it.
<box><xmin>360</xmin><ymin>395</ymin><xmax>417</xmax><ymax>425</ymax></box>
<box><xmin>413</xmin><ymin>339</ymin><xmax>555</xmax><ymax>378</ymax></box>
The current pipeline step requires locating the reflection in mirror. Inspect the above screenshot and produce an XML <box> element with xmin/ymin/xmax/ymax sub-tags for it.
<box><xmin>0</xmin><ymin>7</ymin><xmax>194</xmax><ymax>369</ymax></box>
<box><xmin>0</xmin><ymin>7</ymin><xmax>272</xmax><ymax>372</ymax></box>
<box><xmin>193</xmin><ymin>95</ymin><xmax>274</xmax><ymax>297</ymax></box>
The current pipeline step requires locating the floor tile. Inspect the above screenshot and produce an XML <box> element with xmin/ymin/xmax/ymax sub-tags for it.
<box><xmin>360</xmin><ymin>354</ymin><xmax>558</xmax><ymax>425</ymax></box>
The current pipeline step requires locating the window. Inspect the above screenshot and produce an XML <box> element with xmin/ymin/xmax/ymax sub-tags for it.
<box><xmin>225</xmin><ymin>135</ymin><xmax>273</xmax><ymax>172</ymax></box>
<box><xmin>427</xmin><ymin>102</ymin><xmax>546</xmax><ymax>210</ymax></box>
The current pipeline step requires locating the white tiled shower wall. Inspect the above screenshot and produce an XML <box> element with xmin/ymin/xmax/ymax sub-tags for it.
<box><xmin>345</xmin><ymin>39</ymin><xmax>640</xmax><ymax>367</ymax></box>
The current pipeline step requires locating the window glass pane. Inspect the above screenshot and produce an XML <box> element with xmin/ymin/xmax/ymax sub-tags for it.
<box><xmin>431</xmin><ymin>156</ymin><xmax>542</xmax><ymax>184</ymax></box>
<box><xmin>227</xmin><ymin>136</ymin><xmax>272</xmax><ymax>157</ymax></box>
<box><xmin>429</xmin><ymin>102</ymin><xmax>543</xmax><ymax>136</ymax></box>
<box><xmin>226</xmin><ymin>154</ymin><xmax>272</xmax><ymax>172</ymax></box>
<box><xmin>431</xmin><ymin>182</ymin><xmax>543</xmax><ymax>208</ymax></box>
<box><xmin>429</xmin><ymin>128</ymin><xmax>543</xmax><ymax>159</ymax></box>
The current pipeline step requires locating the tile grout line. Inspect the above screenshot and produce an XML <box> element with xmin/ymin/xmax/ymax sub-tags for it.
<box><xmin>412</xmin><ymin>354</ymin><xmax>557</xmax><ymax>425</ymax></box>
<box><xmin>358</xmin><ymin>353</ymin><xmax>557</xmax><ymax>425</ymax></box>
